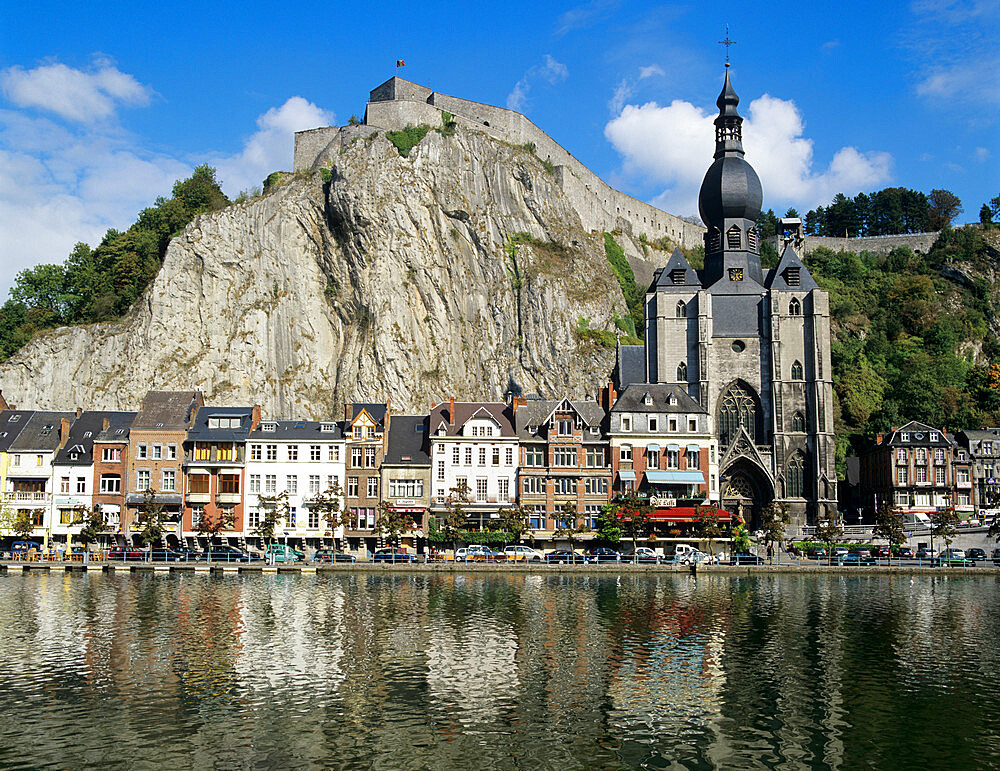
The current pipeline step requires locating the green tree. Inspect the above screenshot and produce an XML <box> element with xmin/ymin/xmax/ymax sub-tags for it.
<box><xmin>758</xmin><ymin>501</ymin><xmax>790</xmax><ymax>561</ymax></box>
<box><xmin>981</xmin><ymin>204</ymin><xmax>994</xmax><ymax>226</ymax></box>
<box><xmin>10</xmin><ymin>263</ymin><xmax>70</xmax><ymax>320</ymax></box>
<box><xmin>255</xmin><ymin>490</ymin><xmax>288</xmax><ymax>545</ymax></box>
<box><xmin>731</xmin><ymin>521</ymin><xmax>751</xmax><ymax>554</ymax></box>
<box><xmin>498</xmin><ymin>505</ymin><xmax>531</xmax><ymax>544</ymax></box>
<box><xmin>693</xmin><ymin>504</ymin><xmax>724</xmax><ymax>557</ymax></box>
<box><xmin>814</xmin><ymin>512</ymin><xmax>843</xmax><ymax>557</ymax></box>
<box><xmin>441</xmin><ymin>480</ymin><xmax>472</xmax><ymax>545</ymax></box>
<box><xmin>374</xmin><ymin>500</ymin><xmax>413</xmax><ymax>549</ymax></box>
<box><xmin>606</xmin><ymin>491</ymin><xmax>652</xmax><ymax>550</ymax></box>
<box><xmin>134</xmin><ymin>488</ymin><xmax>167</xmax><ymax>547</ymax></box>
<box><xmin>871</xmin><ymin>501</ymin><xmax>906</xmax><ymax>551</ymax></box>
<box><xmin>594</xmin><ymin>502</ymin><xmax>623</xmax><ymax>545</ymax></box>
<box><xmin>310</xmin><ymin>481</ymin><xmax>347</xmax><ymax>549</ymax></box>
<box><xmin>930</xmin><ymin>506</ymin><xmax>960</xmax><ymax>552</ymax></box>
<box><xmin>554</xmin><ymin>501</ymin><xmax>589</xmax><ymax>550</ymax></box>
<box><xmin>76</xmin><ymin>505</ymin><xmax>109</xmax><ymax>546</ymax></box>
<box><xmin>927</xmin><ymin>189</ymin><xmax>963</xmax><ymax>230</ymax></box>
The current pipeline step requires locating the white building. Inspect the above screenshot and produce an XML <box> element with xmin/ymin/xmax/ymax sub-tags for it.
<box><xmin>245</xmin><ymin>419</ymin><xmax>347</xmax><ymax>549</ymax></box>
<box><xmin>428</xmin><ymin>400</ymin><xmax>518</xmax><ymax>528</ymax></box>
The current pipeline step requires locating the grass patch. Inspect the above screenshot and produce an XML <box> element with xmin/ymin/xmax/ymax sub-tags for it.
<box><xmin>437</xmin><ymin>111</ymin><xmax>457</xmax><ymax>137</ymax></box>
<box><xmin>386</xmin><ymin>124</ymin><xmax>430</xmax><ymax>157</ymax></box>
<box><xmin>603</xmin><ymin>232</ymin><xmax>643</xmax><ymax>338</ymax></box>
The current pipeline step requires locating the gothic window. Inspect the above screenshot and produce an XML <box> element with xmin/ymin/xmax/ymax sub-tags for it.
<box><xmin>675</xmin><ymin>300</ymin><xmax>686</xmax><ymax>318</ymax></box>
<box><xmin>677</xmin><ymin>362</ymin><xmax>687</xmax><ymax>381</ymax></box>
<box><xmin>788</xmin><ymin>297</ymin><xmax>801</xmax><ymax>316</ymax></box>
<box><xmin>726</xmin><ymin>225</ymin><xmax>742</xmax><ymax>250</ymax></box>
<box><xmin>791</xmin><ymin>360</ymin><xmax>804</xmax><ymax>380</ymax></box>
<box><xmin>718</xmin><ymin>383</ymin><xmax>758</xmax><ymax>447</ymax></box>
<box><xmin>787</xmin><ymin>453</ymin><xmax>806</xmax><ymax>498</ymax></box>
<box><xmin>792</xmin><ymin>412</ymin><xmax>806</xmax><ymax>432</ymax></box>
<box><xmin>708</xmin><ymin>227</ymin><xmax>722</xmax><ymax>253</ymax></box>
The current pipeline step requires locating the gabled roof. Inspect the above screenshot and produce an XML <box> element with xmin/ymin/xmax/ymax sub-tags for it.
<box><xmin>54</xmin><ymin>411</ymin><xmax>135</xmax><ymax>466</ymax></box>
<box><xmin>766</xmin><ymin>244</ymin><xmax>818</xmax><ymax>291</ymax></box>
<box><xmin>651</xmin><ymin>249</ymin><xmax>700</xmax><ymax>292</ymax></box>
<box><xmin>0</xmin><ymin>410</ymin><xmax>33</xmax><ymax>453</ymax></box>
<box><xmin>610</xmin><ymin>383</ymin><xmax>707</xmax><ymax>415</ymax></box>
<box><xmin>8</xmin><ymin>411</ymin><xmax>75</xmax><ymax>452</ymax></box>
<box><xmin>428</xmin><ymin>402</ymin><xmax>515</xmax><ymax>437</ymax></box>
<box><xmin>513</xmin><ymin>398</ymin><xmax>607</xmax><ymax>438</ymax></box>
<box><xmin>249</xmin><ymin>419</ymin><xmax>344</xmax><ymax>440</ymax></box>
<box><xmin>383</xmin><ymin>415</ymin><xmax>431</xmax><ymax>466</ymax></box>
<box><xmin>882</xmin><ymin>421</ymin><xmax>952</xmax><ymax>447</ymax></box>
<box><xmin>349</xmin><ymin>403</ymin><xmax>387</xmax><ymax>430</ymax></box>
<box><xmin>132</xmin><ymin>391</ymin><xmax>203</xmax><ymax>431</ymax></box>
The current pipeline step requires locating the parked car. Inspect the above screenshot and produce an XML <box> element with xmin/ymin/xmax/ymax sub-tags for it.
<box><xmin>831</xmin><ymin>547</ymin><xmax>849</xmax><ymax>558</ymax></box>
<box><xmin>149</xmin><ymin>548</ymin><xmax>186</xmax><ymax>562</ymax></box>
<box><xmin>966</xmin><ymin>548</ymin><xmax>987</xmax><ymax>561</ymax></box>
<box><xmin>894</xmin><ymin>546</ymin><xmax>915</xmax><ymax>559</ymax></box>
<box><xmin>871</xmin><ymin>545</ymin><xmax>890</xmax><ymax>559</ymax></box>
<box><xmin>264</xmin><ymin>544</ymin><xmax>305</xmax><ymax>563</ymax></box>
<box><xmin>372</xmin><ymin>548</ymin><xmax>418</xmax><ymax>563</ymax></box>
<box><xmin>806</xmin><ymin>547</ymin><xmax>828</xmax><ymax>560</ymax></box>
<box><xmin>108</xmin><ymin>546</ymin><xmax>146</xmax><ymax>562</ymax></box>
<box><xmin>916</xmin><ymin>547</ymin><xmax>939</xmax><ymax>561</ymax></box>
<box><xmin>313</xmin><ymin>549</ymin><xmax>356</xmax><ymax>563</ymax></box>
<box><xmin>624</xmin><ymin>547</ymin><xmax>662</xmax><ymax>564</ymax></box>
<box><xmin>171</xmin><ymin>546</ymin><xmax>201</xmax><ymax>561</ymax></box>
<box><xmin>588</xmin><ymin>547</ymin><xmax>623</xmax><ymax>563</ymax></box>
<box><xmin>993</xmin><ymin>548</ymin><xmax>1000</xmax><ymax>566</ymax></box>
<box><xmin>200</xmin><ymin>545</ymin><xmax>259</xmax><ymax>562</ymax></box>
<box><xmin>503</xmin><ymin>545</ymin><xmax>544</xmax><ymax>562</ymax></box>
<box><xmin>455</xmin><ymin>545</ymin><xmax>506</xmax><ymax>562</ymax></box>
<box><xmin>544</xmin><ymin>550</ymin><xmax>589</xmax><ymax>564</ymax></box>
<box><xmin>833</xmin><ymin>553</ymin><xmax>876</xmax><ymax>566</ymax></box>
<box><xmin>936</xmin><ymin>548</ymin><xmax>976</xmax><ymax>567</ymax></box>
<box><xmin>729</xmin><ymin>552</ymin><xmax>765</xmax><ymax>565</ymax></box>
<box><xmin>849</xmin><ymin>546</ymin><xmax>872</xmax><ymax>558</ymax></box>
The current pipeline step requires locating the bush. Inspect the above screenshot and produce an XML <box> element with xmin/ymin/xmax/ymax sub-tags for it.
<box><xmin>386</xmin><ymin>124</ymin><xmax>430</xmax><ymax>157</ymax></box>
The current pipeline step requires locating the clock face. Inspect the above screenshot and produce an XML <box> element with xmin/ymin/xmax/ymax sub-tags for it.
<box><xmin>729</xmin><ymin>268</ymin><xmax>744</xmax><ymax>282</ymax></box>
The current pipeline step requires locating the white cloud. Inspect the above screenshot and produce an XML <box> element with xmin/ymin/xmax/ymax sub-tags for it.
<box><xmin>507</xmin><ymin>56</ymin><xmax>568</xmax><ymax>111</ymax></box>
<box><xmin>212</xmin><ymin>97</ymin><xmax>334</xmax><ymax>196</ymax></box>
<box><xmin>638</xmin><ymin>64</ymin><xmax>665</xmax><ymax>79</ymax></box>
<box><xmin>609</xmin><ymin>64</ymin><xmax>665</xmax><ymax>115</ymax></box>
<box><xmin>974</xmin><ymin>146</ymin><xmax>991</xmax><ymax>161</ymax></box>
<box><xmin>555</xmin><ymin>0</ymin><xmax>619</xmax><ymax>36</ymax></box>
<box><xmin>605</xmin><ymin>94</ymin><xmax>892</xmax><ymax>216</ymax></box>
<box><xmin>0</xmin><ymin>60</ymin><xmax>152</xmax><ymax>123</ymax></box>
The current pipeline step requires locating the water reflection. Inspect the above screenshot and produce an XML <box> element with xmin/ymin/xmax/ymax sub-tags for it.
<box><xmin>0</xmin><ymin>572</ymin><xmax>997</xmax><ymax>769</ymax></box>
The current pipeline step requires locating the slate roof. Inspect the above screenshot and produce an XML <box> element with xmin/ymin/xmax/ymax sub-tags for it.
<box><xmin>186</xmin><ymin>406</ymin><xmax>255</xmax><ymax>443</ymax></box>
<box><xmin>615</xmin><ymin>345</ymin><xmax>646</xmax><ymax>388</ymax></box>
<box><xmin>610</xmin><ymin>383</ymin><xmax>707</xmax><ymax>415</ymax></box>
<box><xmin>650</xmin><ymin>249</ymin><xmax>700</xmax><ymax>292</ymax></box>
<box><xmin>8</xmin><ymin>411</ymin><xmax>76</xmax><ymax>452</ymax></box>
<box><xmin>0</xmin><ymin>410</ymin><xmax>34</xmax><ymax>453</ymax></box>
<box><xmin>383</xmin><ymin>415</ymin><xmax>430</xmax><ymax>466</ymax></box>
<box><xmin>766</xmin><ymin>244</ymin><xmax>819</xmax><ymax>291</ymax></box>
<box><xmin>54</xmin><ymin>411</ymin><xmax>136</xmax><ymax>466</ymax></box>
<box><xmin>513</xmin><ymin>398</ymin><xmax>607</xmax><ymax>439</ymax></box>
<box><xmin>350</xmin><ymin>403</ymin><xmax>387</xmax><ymax>430</ymax></box>
<box><xmin>249</xmin><ymin>419</ymin><xmax>344</xmax><ymax>440</ymax></box>
<box><xmin>132</xmin><ymin>391</ymin><xmax>203</xmax><ymax>431</ymax></box>
<box><xmin>428</xmin><ymin>402</ymin><xmax>515</xmax><ymax>437</ymax></box>
<box><xmin>879</xmin><ymin>421</ymin><xmax>952</xmax><ymax>447</ymax></box>
<box><xmin>93</xmin><ymin>412</ymin><xmax>138</xmax><ymax>444</ymax></box>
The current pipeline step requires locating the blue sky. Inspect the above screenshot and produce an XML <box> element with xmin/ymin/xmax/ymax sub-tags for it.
<box><xmin>1</xmin><ymin>0</ymin><xmax>997</xmax><ymax>297</ymax></box>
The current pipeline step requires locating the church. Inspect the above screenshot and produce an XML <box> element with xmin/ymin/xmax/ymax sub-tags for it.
<box><xmin>615</xmin><ymin>67</ymin><xmax>838</xmax><ymax>530</ymax></box>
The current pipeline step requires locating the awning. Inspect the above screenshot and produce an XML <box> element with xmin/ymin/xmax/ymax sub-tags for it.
<box><xmin>645</xmin><ymin>471</ymin><xmax>705</xmax><ymax>484</ymax></box>
<box><xmin>645</xmin><ymin>444</ymin><xmax>660</xmax><ymax>451</ymax></box>
<box><xmin>686</xmin><ymin>444</ymin><xmax>701</xmax><ymax>453</ymax></box>
<box><xmin>666</xmin><ymin>444</ymin><xmax>680</xmax><ymax>451</ymax></box>
<box><xmin>649</xmin><ymin>505</ymin><xmax>732</xmax><ymax>523</ymax></box>
<box><xmin>618</xmin><ymin>470</ymin><xmax>636</xmax><ymax>481</ymax></box>
<box><xmin>126</xmin><ymin>493</ymin><xmax>183</xmax><ymax>506</ymax></box>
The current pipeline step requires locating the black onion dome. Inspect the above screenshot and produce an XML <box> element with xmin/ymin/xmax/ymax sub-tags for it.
<box><xmin>698</xmin><ymin>155</ymin><xmax>763</xmax><ymax>225</ymax></box>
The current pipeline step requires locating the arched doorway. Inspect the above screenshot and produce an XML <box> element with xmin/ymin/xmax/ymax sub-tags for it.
<box><xmin>721</xmin><ymin>461</ymin><xmax>773</xmax><ymax>531</ymax></box>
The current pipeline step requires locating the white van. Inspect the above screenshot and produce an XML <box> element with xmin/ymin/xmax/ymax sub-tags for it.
<box><xmin>503</xmin><ymin>545</ymin><xmax>544</xmax><ymax>562</ymax></box>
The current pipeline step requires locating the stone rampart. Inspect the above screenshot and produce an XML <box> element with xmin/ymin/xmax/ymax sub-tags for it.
<box><xmin>294</xmin><ymin>79</ymin><xmax>705</xmax><ymax>249</ymax></box>
<box><xmin>767</xmin><ymin>232</ymin><xmax>941</xmax><ymax>256</ymax></box>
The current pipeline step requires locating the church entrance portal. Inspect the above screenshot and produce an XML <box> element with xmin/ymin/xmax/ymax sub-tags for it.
<box><xmin>721</xmin><ymin>462</ymin><xmax>772</xmax><ymax>532</ymax></box>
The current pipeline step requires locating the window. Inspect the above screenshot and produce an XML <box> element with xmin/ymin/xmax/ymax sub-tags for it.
<box><xmin>523</xmin><ymin>477</ymin><xmax>544</xmax><ymax>495</ymax></box>
<box><xmin>437</xmin><ymin>461</ymin><xmax>445</xmax><ymax>481</ymax></box>
<box><xmin>329</xmin><ymin>445</ymin><xmax>340</xmax><ymax>462</ymax></box>
<box><xmin>389</xmin><ymin>479</ymin><xmax>424</xmax><ymax>498</ymax></box>
<box><xmin>100</xmin><ymin>475</ymin><xmax>121</xmax><ymax>493</ymax></box>
<box><xmin>897</xmin><ymin>467</ymin><xmax>908</xmax><ymax>485</ymax></box>
<box><xmin>364</xmin><ymin>447</ymin><xmax>377</xmax><ymax>468</ymax></box>
<box><xmin>367</xmin><ymin>477</ymin><xmax>378</xmax><ymax>498</ymax></box>
<box><xmin>498</xmin><ymin>478</ymin><xmax>509</xmax><ymax>501</ymax></box>
<box><xmin>553</xmin><ymin>448</ymin><xmax>577</xmax><ymax>467</ymax></box>
<box><xmin>194</xmin><ymin>443</ymin><xmax>210</xmax><ymax>461</ymax></box>
<box><xmin>248</xmin><ymin>509</ymin><xmax>260</xmax><ymax>529</ymax></box>
<box><xmin>621</xmin><ymin>416</ymin><xmax>632</xmax><ymax>432</ymax></box>
<box><xmin>10</xmin><ymin>454</ymin><xmax>19</xmax><ymax>467</ymax></box>
<box><xmin>792</xmin><ymin>412</ymin><xmax>806</xmax><ymax>432</ymax></box>
<box><xmin>930</xmin><ymin>432</ymin><xmax>939</xmax><ymax>442</ymax></box>
<box><xmin>620</xmin><ymin>444</ymin><xmax>633</xmax><ymax>462</ymax></box>
<box><xmin>208</xmin><ymin>416</ymin><xmax>242</xmax><ymax>430</ymax></box>
<box><xmin>250</xmin><ymin>444</ymin><xmax>262</xmax><ymax>461</ymax></box>
<box><xmin>59</xmin><ymin>476</ymin><xmax>70</xmax><ymax>494</ymax></box>
<box><xmin>553</xmin><ymin>478</ymin><xmax>576</xmax><ymax>495</ymax></box>
<box><xmin>35</xmin><ymin>455</ymin><xmax>43</xmax><ymax>466</ymax></box>
<box><xmin>787</xmin><ymin>454</ymin><xmax>805</xmax><ymax>498</ymax></box>
<box><xmin>957</xmin><ymin>493</ymin><xmax>971</xmax><ymax>506</ymax></box>
<box><xmin>266</xmin><ymin>444</ymin><xmax>277</xmax><ymax>461</ymax></box>
<box><xmin>261</xmin><ymin>421</ymin><xmax>276</xmax><ymax>432</ymax></box>
<box><xmin>916</xmin><ymin>466</ymin><xmax>927</xmax><ymax>483</ymax></box>
<box><xmin>897</xmin><ymin>449</ymin><xmax>907</xmax><ymax>464</ymax></box>
<box><xmin>646</xmin><ymin>447</ymin><xmax>659</xmax><ymax>468</ymax></box>
<box><xmin>220</xmin><ymin>506</ymin><xmax>236</xmax><ymax>529</ymax></box>
<box><xmin>718</xmin><ymin>383</ymin><xmax>758</xmax><ymax>447</ymax></box>
<box><xmin>102</xmin><ymin>447</ymin><xmax>122</xmax><ymax>462</ymax></box>
<box><xmin>320</xmin><ymin>422</ymin><xmax>335</xmax><ymax>433</ymax></box>
<box><xmin>152</xmin><ymin>444</ymin><xmax>162</xmax><ymax>460</ymax></box>
<box><xmin>478</xmin><ymin>448</ymin><xmax>487</xmax><ymax>466</ymax></box>
<box><xmin>476</xmin><ymin>478</ymin><xmax>488</xmax><ymax>502</ymax></box>
<box><xmin>309</xmin><ymin>475</ymin><xmax>320</xmax><ymax>494</ymax></box>
<box><xmin>492</xmin><ymin>448</ymin><xmax>500</xmax><ymax>466</ymax></box>
<box><xmin>347</xmin><ymin>477</ymin><xmax>359</xmax><ymax>497</ymax></box>
<box><xmin>901</xmin><ymin>433</ymin><xmax>910</xmax><ymax>442</ymax></box>
<box><xmin>670</xmin><ymin>268</ymin><xmax>686</xmax><ymax>285</ymax></box>
<box><xmin>136</xmin><ymin>470</ymin><xmax>150</xmax><ymax>491</ymax></box>
<box><xmin>957</xmin><ymin>469</ymin><xmax>970</xmax><ymax>483</ymax></box>
<box><xmin>219</xmin><ymin>475</ymin><xmax>239</xmax><ymax>494</ymax></box>
<box><xmin>649</xmin><ymin>416</ymin><xmax>658</xmax><ymax>432</ymax></box>
<box><xmin>788</xmin><ymin>297</ymin><xmax>801</xmax><ymax>315</ymax></box>
<box><xmin>524</xmin><ymin>447</ymin><xmax>544</xmax><ymax>467</ymax></box>
<box><xmin>249</xmin><ymin>475</ymin><xmax>261</xmax><ymax>494</ymax></box>
<box><xmin>916</xmin><ymin>448</ymin><xmax>927</xmax><ymax>464</ymax></box>
<box><xmin>287</xmin><ymin>445</ymin><xmax>299</xmax><ymax>461</ymax></box>
<box><xmin>265</xmin><ymin>475</ymin><xmax>276</xmax><ymax>494</ymax></box>
<box><xmin>666</xmin><ymin>450</ymin><xmax>679</xmax><ymax>469</ymax></box>
<box><xmin>310</xmin><ymin>445</ymin><xmax>321</xmax><ymax>462</ymax></box>
<box><xmin>286</xmin><ymin>475</ymin><xmax>298</xmax><ymax>494</ymax></box>
<box><xmin>557</xmin><ymin>419</ymin><xmax>574</xmax><ymax>435</ymax></box>
<box><xmin>455</xmin><ymin>477</ymin><xmax>468</xmax><ymax>497</ymax></box>
<box><xmin>191</xmin><ymin>506</ymin><xmax>204</xmax><ymax>528</ymax></box>
<box><xmin>934</xmin><ymin>448</ymin><xmax>945</xmax><ymax>463</ymax></box>
<box><xmin>935</xmin><ymin>467</ymin><xmax>945</xmax><ymax>484</ymax></box>
<box><xmin>308</xmin><ymin>508</ymin><xmax>320</xmax><ymax>529</ymax></box>
<box><xmin>686</xmin><ymin>449</ymin><xmax>700</xmax><ymax>469</ymax></box>
<box><xmin>585</xmin><ymin>447</ymin><xmax>605</xmax><ymax>467</ymax></box>
<box><xmin>689</xmin><ymin>418</ymin><xmax>698</xmax><ymax>432</ymax></box>
<box><xmin>790</xmin><ymin>360</ymin><xmax>804</xmax><ymax>380</ymax></box>
<box><xmin>505</xmin><ymin>447</ymin><xmax>514</xmax><ymax>466</ymax></box>
<box><xmin>216</xmin><ymin>444</ymin><xmax>234</xmax><ymax>462</ymax></box>
<box><xmin>161</xmin><ymin>470</ymin><xmax>176</xmax><ymax>492</ymax></box>
<box><xmin>351</xmin><ymin>448</ymin><xmax>363</xmax><ymax>468</ymax></box>
<box><xmin>137</xmin><ymin>444</ymin><xmax>148</xmax><ymax>460</ymax></box>
<box><xmin>675</xmin><ymin>300</ymin><xmax>687</xmax><ymax>318</ymax></box>
<box><xmin>727</xmin><ymin>225</ymin><xmax>742</xmax><ymax>249</ymax></box>
<box><xmin>451</xmin><ymin>446</ymin><xmax>460</xmax><ymax>465</ymax></box>
<box><xmin>585</xmin><ymin>478</ymin><xmax>608</xmax><ymax>496</ymax></box>
<box><xmin>189</xmin><ymin>474</ymin><xmax>210</xmax><ymax>494</ymax></box>
<box><xmin>677</xmin><ymin>362</ymin><xmax>687</xmax><ymax>381</ymax></box>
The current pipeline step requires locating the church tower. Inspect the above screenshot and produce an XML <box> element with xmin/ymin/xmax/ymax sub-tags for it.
<box><xmin>636</xmin><ymin>66</ymin><xmax>838</xmax><ymax>531</ymax></box>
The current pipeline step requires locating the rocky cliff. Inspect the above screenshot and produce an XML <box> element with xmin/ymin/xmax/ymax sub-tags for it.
<box><xmin>0</xmin><ymin>128</ymin><xmax>634</xmax><ymax>416</ymax></box>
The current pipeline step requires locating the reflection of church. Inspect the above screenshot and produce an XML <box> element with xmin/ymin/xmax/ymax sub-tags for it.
<box><xmin>614</xmin><ymin>67</ymin><xmax>837</xmax><ymax>529</ymax></box>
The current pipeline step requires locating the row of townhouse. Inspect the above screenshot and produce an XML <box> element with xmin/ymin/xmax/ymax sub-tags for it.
<box><xmin>0</xmin><ymin>384</ymin><xmax>726</xmax><ymax>554</ymax></box>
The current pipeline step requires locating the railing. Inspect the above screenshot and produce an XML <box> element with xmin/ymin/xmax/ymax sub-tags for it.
<box><xmin>1</xmin><ymin>492</ymin><xmax>50</xmax><ymax>502</ymax></box>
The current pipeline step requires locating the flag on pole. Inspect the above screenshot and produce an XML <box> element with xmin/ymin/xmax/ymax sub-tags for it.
<box><xmin>396</xmin><ymin>60</ymin><xmax>405</xmax><ymax>67</ymax></box>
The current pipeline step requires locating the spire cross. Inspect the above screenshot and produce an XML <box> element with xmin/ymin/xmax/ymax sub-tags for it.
<box><xmin>718</xmin><ymin>24</ymin><xmax>736</xmax><ymax>66</ymax></box>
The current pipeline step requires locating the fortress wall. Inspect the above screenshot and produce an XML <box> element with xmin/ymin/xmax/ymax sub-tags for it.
<box><xmin>767</xmin><ymin>232</ymin><xmax>941</xmax><ymax>256</ymax></box>
<box><xmin>295</xmin><ymin>85</ymin><xmax>706</xmax><ymax>249</ymax></box>
<box><xmin>293</xmin><ymin>125</ymin><xmax>379</xmax><ymax>171</ymax></box>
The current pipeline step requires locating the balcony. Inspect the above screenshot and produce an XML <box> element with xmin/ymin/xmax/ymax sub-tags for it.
<box><xmin>2</xmin><ymin>491</ymin><xmax>50</xmax><ymax>503</ymax></box>
<box><xmin>187</xmin><ymin>492</ymin><xmax>211</xmax><ymax>504</ymax></box>
<box><xmin>216</xmin><ymin>493</ymin><xmax>241</xmax><ymax>505</ymax></box>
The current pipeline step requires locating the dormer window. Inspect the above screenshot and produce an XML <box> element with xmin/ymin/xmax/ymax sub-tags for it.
<box><xmin>668</xmin><ymin>394</ymin><xmax>677</xmax><ymax>406</ymax></box>
<box><xmin>527</xmin><ymin>425</ymin><xmax>538</xmax><ymax>435</ymax></box>
<box><xmin>643</xmin><ymin>393</ymin><xmax>653</xmax><ymax>406</ymax></box>
<box><xmin>930</xmin><ymin>432</ymin><xmax>939</xmax><ymax>442</ymax></box>
<box><xmin>320</xmin><ymin>422</ymin><xmax>334</xmax><ymax>432</ymax></box>
<box><xmin>670</xmin><ymin>269</ymin><xmax>686</xmax><ymax>285</ymax></box>
<box><xmin>8</xmin><ymin>415</ymin><xmax>19</xmax><ymax>422</ymax></box>
<box><xmin>726</xmin><ymin>225</ymin><xmax>741</xmax><ymax>250</ymax></box>
<box><xmin>901</xmin><ymin>432</ymin><xmax>910</xmax><ymax>442</ymax></box>
<box><xmin>70</xmin><ymin>452</ymin><xmax>79</xmax><ymax>460</ymax></box>
<box><xmin>83</xmin><ymin>431</ymin><xmax>92</xmax><ymax>438</ymax></box>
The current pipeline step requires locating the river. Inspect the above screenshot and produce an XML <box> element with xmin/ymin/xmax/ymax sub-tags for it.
<box><xmin>0</xmin><ymin>571</ymin><xmax>996</xmax><ymax>769</ymax></box>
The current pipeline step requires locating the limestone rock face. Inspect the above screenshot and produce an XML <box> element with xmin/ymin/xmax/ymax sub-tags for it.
<box><xmin>0</xmin><ymin>129</ymin><xmax>629</xmax><ymax>416</ymax></box>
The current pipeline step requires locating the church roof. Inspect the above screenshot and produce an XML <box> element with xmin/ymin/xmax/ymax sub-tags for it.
<box><xmin>651</xmin><ymin>249</ymin><xmax>699</xmax><ymax>292</ymax></box>
<box><xmin>766</xmin><ymin>244</ymin><xmax>819</xmax><ymax>291</ymax></box>
<box><xmin>615</xmin><ymin>345</ymin><xmax>646</xmax><ymax>388</ymax></box>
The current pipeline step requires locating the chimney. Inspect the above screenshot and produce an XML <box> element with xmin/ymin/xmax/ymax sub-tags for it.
<box><xmin>449</xmin><ymin>396</ymin><xmax>455</xmax><ymax>425</ymax></box>
<box><xmin>103</xmin><ymin>418</ymin><xmax>110</xmax><ymax>432</ymax></box>
<box><xmin>60</xmin><ymin>417</ymin><xmax>71</xmax><ymax>445</ymax></box>
<box><xmin>251</xmin><ymin>405</ymin><xmax>262</xmax><ymax>430</ymax></box>
<box><xmin>345</xmin><ymin>402</ymin><xmax>353</xmax><ymax>421</ymax></box>
<box><xmin>511</xmin><ymin>395</ymin><xmax>527</xmax><ymax>413</ymax></box>
<box><xmin>76</xmin><ymin>407</ymin><xmax>83</xmax><ymax>417</ymax></box>
<box><xmin>0</xmin><ymin>390</ymin><xmax>7</xmax><ymax>411</ymax></box>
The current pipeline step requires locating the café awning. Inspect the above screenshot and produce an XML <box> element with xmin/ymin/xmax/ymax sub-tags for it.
<box><xmin>645</xmin><ymin>471</ymin><xmax>705</xmax><ymax>484</ymax></box>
